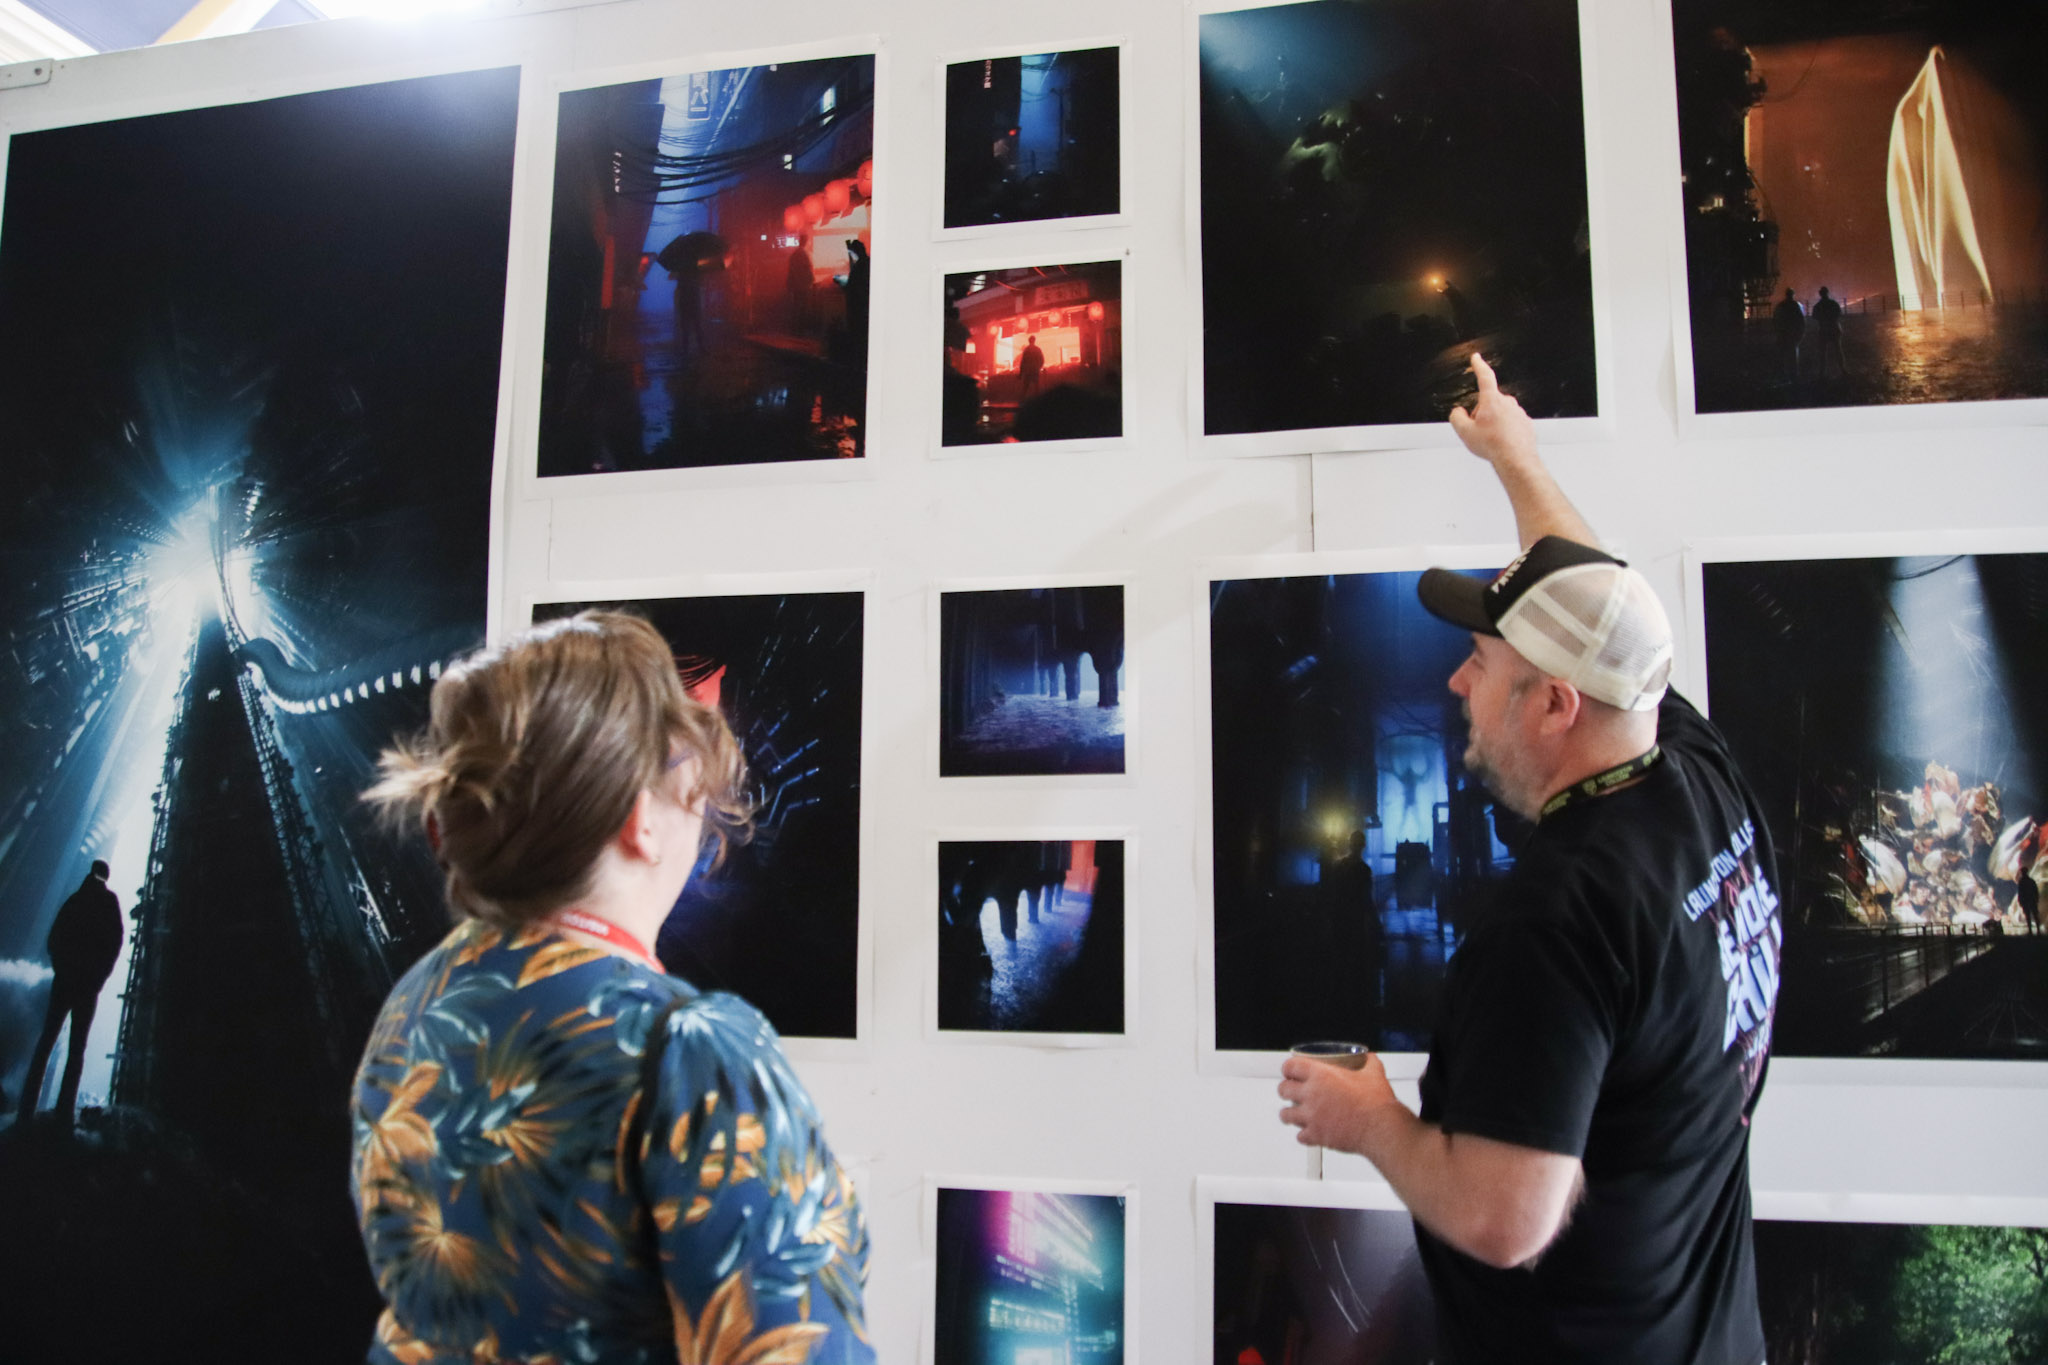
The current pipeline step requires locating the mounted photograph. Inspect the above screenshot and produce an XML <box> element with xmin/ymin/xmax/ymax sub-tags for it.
<box><xmin>936</xmin><ymin>837</ymin><xmax>1126</xmax><ymax>1038</ymax></box>
<box><xmin>942</xmin><ymin>259</ymin><xmax>1124</xmax><ymax>448</ymax></box>
<box><xmin>1672</xmin><ymin>0</ymin><xmax>2048</xmax><ymax>418</ymax></box>
<box><xmin>943</xmin><ymin>44</ymin><xmax>1121</xmax><ymax>231</ymax></box>
<box><xmin>539</xmin><ymin>52</ymin><xmax>876</xmax><ymax>475</ymax></box>
<box><xmin>939</xmin><ymin>585</ymin><xmax>1128</xmax><ymax>778</ymax></box>
<box><xmin>1698</xmin><ymin>545</ymin><xmax>2048</xmax><ymax>1060</ymax></box>
<box><xmin>1195</xmin><ymin>0</ymin><xmax>1601</xmax><ymax>447</ymax></box>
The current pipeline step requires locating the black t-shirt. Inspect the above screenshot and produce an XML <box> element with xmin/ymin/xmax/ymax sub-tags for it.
<box><xmin>1415</xmin><ymin>692</ymin><xmax>1782</xmax><ymax>1365</ymax></box>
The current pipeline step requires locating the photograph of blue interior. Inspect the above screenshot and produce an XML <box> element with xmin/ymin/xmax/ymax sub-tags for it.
<box><xmin>1755</xmin><ymin>1217</ymin><xmax>2048</xmax><ymax>1364</ymax></box>
<box><xmin>944</xmin><ymin>45</ymin><xmax>1121</xmax><ymax>230</ymax></box>
<box><xmin>533</xmin><ymin>592</ymin><xmax>863</xmax><ymax>1040</ymax></box>
<box><xmin>940</xmin><ymin>586</ymin><xmax>1127</xmax><ymax>777</ymax></box>
<box><xmin>0</xmin><ymin>67</ymin><xmax>519</xmax><ymax>1360</ymax></box>
<box><xmin>938</xmin><ymin>839</ymin><xmax>1124</xmax><ymax>1034</ymax></box>
<box><xmin>1673</xmin><ymin>0</ymin><xmax>2048</xmax><ymax>413</ymax></box>
<box><xmin>1209</xmin><ymin>568</ymin><xmax>1518</xmax><ymax>1052</ymax></box>
<box><xmin>1198</xmin><ymin>0</ymin><xmax>1597</xmax><ymax>436</ymax></box>
<box><xmin>1704</xmin><ymin>552</ymin><xmax>2048</xmax><ymax>1058</ymax></box>
<box><xmin>1212</xmin><ymin>1201</ymin><xmax>1437</xmax><ymax>1364</ymax></box>
<box><xmin>540</xmin><ymin>54</ymin><xmax>875</xmax><ymax>474</ymax></box>
<box><xmin>934</xmin><ymin>1186</ymin><xmax>1126</xmax><ymax>1365</ymax></box>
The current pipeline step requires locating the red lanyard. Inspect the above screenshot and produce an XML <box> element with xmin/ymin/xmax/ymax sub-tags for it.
<box><xmin>551</xmin><ymin>910</ymin><xmax>662</xmax><ymax>972</ymax></box>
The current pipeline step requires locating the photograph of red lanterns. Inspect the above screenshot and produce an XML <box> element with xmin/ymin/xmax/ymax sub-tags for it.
<box><xmin>943</xmin><ymin>259</ymin><xmax>1123</xmax><ymax>447</ymax></box>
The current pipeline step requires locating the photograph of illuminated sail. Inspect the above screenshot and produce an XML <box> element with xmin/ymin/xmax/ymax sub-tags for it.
<box><xmin>1702</xmin><ymin>550</ymin><xmax>2048</xmax><ymax>1058</ymax></box>
<box><xmin>539</xmin><ymin>54</ymin><xmax>875</xmax><ymax>474</ymax></box>
<box><xmin>1197</xmin><ymin>0</ymin><xmax>1599</xmax><ymax>438</ymax></box>
<box><xmin>0</xmin><ymin>68</ymin><xmax>518</xmax><ymax>1359</ymax></box>
<box><xmin>934</xmin><ymin>1186</ymin><xmax>1126</xmax><ymax>1364</ymax></box>
<box><xmin>1673</xmin><ymin>0</ymin><xmax>2048</xmax><ymax>413</ymax></box>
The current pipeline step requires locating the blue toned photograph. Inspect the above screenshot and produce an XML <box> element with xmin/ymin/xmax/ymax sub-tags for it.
<box><xmin>1213</xmin><ymin>1201</ymin><xmax>1437</xmax><ymax>1364</ymax></box>
<box><xmin>540</xmin><ymin>54</ymin><xmax>875</xmax><ymax>474</ymax></box>
<box><xmin>935</xmin><ymin>1187</ymin><xmax>1126</xmax><ymax>1364</ymax></box>
<box><xmin>940</xmin><ymin>586</ymin><xmax>1127</xmax><ymax>777</ymax></box>
<box><xmin>1198</xmin><ymin>0</ymin><xmax>1597</xmax><ymax>435</ymax></box>
<box><xmin>943</xmin><ymin>46</ymin><xmax>1121</xmax><ymax>230</ymax></box>
<box><xmin>0</xmin><ymin>67</ymin><xmax>519</xmax><ymax>1361</ymax></box>
<box><xmin>1208</xmin><ymin>568</ymin><xmax>1515</xmax><ymax>1052</ymax></box>
<box><xmin>1703</xmin><ymin>552</ymin><xmax>2048</xmax><ymax>1058</ymax></box>
<box><xmin>534</xmin><ymin>592</ymin><xmax>863</xmax><ymax>1040</ymax></box>
<box><xmin>938</xmin><ymin>839</ymin><xmax>1124</xmax><ymax>1034</ymax></box>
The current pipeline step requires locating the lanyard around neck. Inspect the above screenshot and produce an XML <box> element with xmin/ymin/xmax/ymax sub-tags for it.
<box><xmin>551</xmin><ymin>909</ymin><xmax>662</xmax><ymax>971</ymax></box>
<box><xmin>1540</xmin><ymin>745</ymin><xmax>1664</xmax><ymax>820</ymax></box>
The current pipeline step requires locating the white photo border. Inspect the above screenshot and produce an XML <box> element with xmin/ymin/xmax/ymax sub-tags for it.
<box><xmin>929</xmin><ymin>36</ymin><xmax>1131</xmax><ymax>242</ymax></box>
<box><xmin>923</xmin><ymin>826</ymin><xmax>1139</xmax><ymax>1048</ymax></box>
<box><xmin>1194</xmin><ymin>544</ymin><xmax>1518</xmax><ymax>1077</ymax></box>
<box><xmin>921</xmin><ymin>1174</ymin><xmax>1140</xmax><ymax>1365</ymax></box>
<box><xmin>928</xmin><ymin>572</ymin><xmax>1139</xmax><ymax>788</ymax></box>
<box><xmin>1682</xmin><ymin>528</ymin><xmax>2048</xmax><ymax>1086</ymax></box>
<box><xmin>508</xmin><ymin>37</ymin><xmax>889</xmax><ymax>502</ymax></box>
<box><xmin>523</xmin><ymin>568</ymin><xmax>877</xmax><ymax>1058</ymax></box>
<box><xmin>1180</xmin><ymin>0</ymin><xmax>1618</xmax><ymax>457</ymax></box>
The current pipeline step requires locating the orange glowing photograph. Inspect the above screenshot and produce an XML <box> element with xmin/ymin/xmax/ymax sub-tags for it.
<box><xmin>1674</xmin><ymin>0</ymin><xmax>2048</xmax><ymax>414</ymax></box>
<box><xmin>942</xmin><ymin>260</ymin><xmax>1123</xmax><ymax>447</ymax></box>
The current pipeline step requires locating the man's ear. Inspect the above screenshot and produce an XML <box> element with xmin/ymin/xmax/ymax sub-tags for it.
<box><xmin>1536</xmin><ymin>677</ymin><xmax>1583</xmax><ymax>737</ymax></box>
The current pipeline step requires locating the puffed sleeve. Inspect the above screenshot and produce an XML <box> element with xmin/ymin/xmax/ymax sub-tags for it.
<box><xmin>635</xmin><ymin>991</ymin><xmax>875</xmax><ymax>1363</ymax></box>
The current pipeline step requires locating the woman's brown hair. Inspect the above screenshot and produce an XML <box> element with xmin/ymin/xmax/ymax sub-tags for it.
<box><xmin>363</xmin><ymin>610</ymin><xmax>750</xmax><ymax>929</ymax></box>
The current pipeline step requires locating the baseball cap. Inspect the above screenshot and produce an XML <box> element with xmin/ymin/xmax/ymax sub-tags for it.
<box><xmin>1417</xmin><ymin>537</ymin><xmax>1674</xmax><ymax>712</ymax></box>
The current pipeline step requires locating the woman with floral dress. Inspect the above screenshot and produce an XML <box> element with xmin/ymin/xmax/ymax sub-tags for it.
<box><xmin>351</xmin><ymin>611</ymin><xmax>871</xmax><ymax>1364</ymax></box>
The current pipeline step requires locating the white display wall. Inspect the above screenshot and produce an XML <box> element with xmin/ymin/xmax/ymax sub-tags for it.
<box><xmin>3</xmin><ymin>0</ymin><xmax>2042</xmax><ymax>1357</ymax></box>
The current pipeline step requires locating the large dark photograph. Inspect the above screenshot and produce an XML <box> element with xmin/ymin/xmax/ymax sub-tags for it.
<box><xmin>935</xmin><ymin>1187</ymin><xmax>1126</xmax><ymax>1364</ymax></box>
<box><xmin>938</xmin><ymin>839</ymin><xmax>1124</xmax><ymax>1035</ymax></box>
<box><xmin>940</xmin><ymin>586</ymin><xmax>1127</xmax><ymax>777</ymax></box>
<box><xmin>1210</xmin><ymin>569</ymin><xmax>1516</xmax><ymax>1053</ymax></box>
<box><xmin>0</xmin><ymin>69</ymin><xmax>518</xmax><ymax>1360</ymax></box>
<box><xmin>944</xmin><ymin>260</ymin><xmax>1124</xmax><ymax>446</ymax></box>
<box><xmin>539</xmin><ymin>55</ymin><xmax>875</xmax><ymax>474</ymax></box>
<box><xmin>1197</xmin><ymin>0</ymin><xmax>1598</xmax><ymax>437</ymax></box>
<box><xmin>1674</xmin><ymin>0</ymin><xmax>2048</xmax><ymax>413</ymax></box>
<box><xmin>943</xmin><ymin>46</ymin><xmax>1121</xmax><ymax>230</ymax></box>
<box><xmin>1703</xmin><ymin>552</ymin><xmax>2048</xmax><ymax>1059</ymax></box>
<box><xmin>1213</xmin><ymin>1201</ymin><xmax>1437</xmax><ymax>1364</ymax></box>
<box><xmin>533</xmin><ymin>592</ymin><xmax>863</xmax><ymax>1040</ymax></box>
<box><xmin>1755</xmin><ymin>1218</ymin><xmax>2048</xmax><ymax>1364</ymax></box>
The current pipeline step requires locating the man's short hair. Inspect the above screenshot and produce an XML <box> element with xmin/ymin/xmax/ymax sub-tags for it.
<box><xmin>90</xmin><ymin>859</ymin><xmax>110</xmax><ymax>880</ymax></box>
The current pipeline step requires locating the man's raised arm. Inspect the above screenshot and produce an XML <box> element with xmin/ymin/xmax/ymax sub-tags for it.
<box><xmin>1449</xmin><ymin>352</ymin><xmax>1600</xmax><ymax>552</ymax></box>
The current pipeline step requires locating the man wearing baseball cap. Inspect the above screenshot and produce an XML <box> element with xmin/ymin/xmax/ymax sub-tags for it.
<box><xmin>1279</xmin><ymin>354</ymin><xmax>1782</xmax><ymax>1365</ymax></box>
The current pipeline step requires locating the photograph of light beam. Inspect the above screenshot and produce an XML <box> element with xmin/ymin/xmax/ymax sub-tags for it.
<box><xmin>943</xmin><ymin>45</ymin><xmax>1121</xmax><ymax>230</ymax></box>
<box><xmin>1701</xmin><ymin>549</ymin><xmax>2048</xmax><ymax>1059</ymax></box>
<box><xmin>943</xmin><ymin>260</ymin><xmax>1123</xmax><ymax>447</ymax></box>
<box><xmin>934</xmin><ymin>1185</ymin><xmax>1127</xmax><ymax>1365</ymax></box>
<box><xmin>1673</xmin><ymin>0</ymin><xmax>2048</xmax><ymax>415</ymax></box>
<box><xmin>1196</xmin><ymin>0</ymin><xmax>1598</xmax><ymax>439</ymax></box>
<box><xmin>937</xmin><ymin>839</ymin><xmax>1124</xmax><ymax>1036</ymax></box>
<box><xmin>1755</xmin><ymin>1216</ymin><xmax>2048</xmax><ymax>1364</ymax></box>
<box><xmin>532</xmin><ymin>590</ymin><xmax>862</xmax><ymax>1040</ymax></box>
<box><xmin>538</xmin><ymin>53</ymin><xmax>876</xmax><ymax>475</ymax></box>
<box><xmin>0</xmin><ymin>67</ymin><xmax>518</xmax><ymax>1361</ymax></box>
<box><xmin>1209</xmin><ymin>566</ymin><xmax>1516</xmax><ymax>1053</ymax></box>
<box><xmin>1212</xmin><ymin>1200</ymin><xmax>1438</xmax><ymax>1364</ymax></box>
<box><xmin>939</xmin><ymin>586</ymin><xmax>1127</xmax><ymax>777</ymax></box>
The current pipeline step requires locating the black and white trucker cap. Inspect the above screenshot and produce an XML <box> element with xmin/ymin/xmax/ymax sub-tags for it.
<box><xmin>1417</xmin><ymin>536</ymin><xmax>1674</xmax><ymax>712</ymax></box>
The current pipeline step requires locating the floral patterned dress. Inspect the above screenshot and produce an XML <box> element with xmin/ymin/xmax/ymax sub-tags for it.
<box><xmin>350</xmin><ymin>918</ymin><xmax>873</xmax><ymax>1364</ymax></box>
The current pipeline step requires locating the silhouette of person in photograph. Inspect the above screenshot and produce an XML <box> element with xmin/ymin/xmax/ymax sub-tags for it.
<box><xmin>785</xmin><ymin>235</ymin><xmax>815</xmax><ymax>336</ymax></box>
<box><xmin>1773</xmin><ymin>288</ymin><xmax>1805</xmax><ymax>382</ymax></box>
<box><xmin>835</xmin><ymin>238</ymin><xmax>871</xmax><ymax>362</ymax></box>
<box><xmin>18</xmin><ymin>860</ymin><xmax>123</xmax><ymax>1127</ymax></box>
<box><xmin>1018</xmin><ymin>334</ymin><xmax>1045</xmax><ymax>399</ymax></box>
<box><xmin>1812</xmin><ymin>286</ymin><xmax>1845</xmax><ymax>378</ymax></box>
